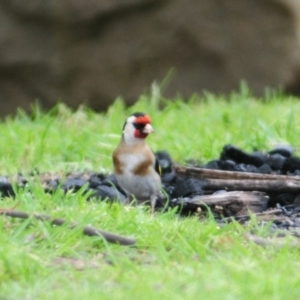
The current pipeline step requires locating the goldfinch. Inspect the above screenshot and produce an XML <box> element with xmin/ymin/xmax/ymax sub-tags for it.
<box><xmin>112</xmin><ymin>112</ymin><xmax>161</xmax><ymax>213</ymax></box>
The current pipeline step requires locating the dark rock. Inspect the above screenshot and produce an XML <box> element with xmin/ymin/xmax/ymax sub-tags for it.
<box><xmin>62</xmin><ymin>178</ymin><xmax>88</xmax><ymax>192</ymax></box>
<box><xmin>161</xmin><ymin>171</ymin><xmax>176</xmax><ymax>185</ymax></box>
<box><xmin>93</xmin><ymin>185</ymin><xmax>126</xmax><ymax>202</ymax></box>
<box><xmin>204</xmin><ymin>159</ymin><xmax>237</xmax><ymax>171</ymax></box>
<box><xmin>0</xmin><ymin>178</ymin><xmax>14</xmax><ymax>197</ymax></box>
<box><xmin>220</xmin><ymin>160</ymin><xmax>237</xmax><ymax>171</ymax></box>
<box><xmin>251</xmin><ymin>151</ymin><xmax>267</xmax><ymax>162</ymax></box>
<box><xmin>101</xmin><ymin>174</ymin><xmax>118</xmax><ymax>186</ymax></box>
<box><xmin>269</xmin><ymin>193</ymin><xmax>296</xmax><ymax>206</ymax></box>
<box><xmin>234</xmin><ymin>163</ymin><xmax>258</xmax><ymax>173</ymax></box>
<box><xmin>268</xmin><ymin>145</ymin><xmax>294</xmax><ymax>158</ymax></box>
<box><xmin>205</xmin><ymin>160</ymin><xmax>221</xmax><ymax>170</ymax></box>
<box><xmin>172</xmin><ymin>177</ymin><xmax>204</xmax><ymax>198</ymax></box>
<box><xmin>161</xmin><ymin>172</ymin><xmax>176</xmax><ymax>196</ymax></box>
<box><xmin>155</xmin><ymin>150</ymin><xmax>173</xmax><ymax>174</ymax></box>
<box><xmin>282</xmin><ymin>157</ymin><xmax>300</xmax><ymax>174</ymax></box>
<box><xmin>221</xmin><ymin>145</ymin><xmax>264</xmax><ymax>167</ymax></box>
<box><xmin>101</xmin><ymin>174</ymin><xmax>127</xmax><ymax>197</ymax></box>
<box><xmin>257</xmin><ymin>163</ymin><xmax>272</xmax><ymax>174</ymax></box>
<box><xmin>265</xmin><ymin>153</ymin><xmax>286</xmax><ymax>170</ymax></box>
<box><xmin>88</xmin><ymin>173</ymin><xmax>105</xmax><ymax>188</ymax></box>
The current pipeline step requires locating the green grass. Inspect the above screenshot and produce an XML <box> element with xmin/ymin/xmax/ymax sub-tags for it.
<box><xmin>1</xmin><ymin>87</ymin><xmax>300</xmax><ymax>299</ymax></box>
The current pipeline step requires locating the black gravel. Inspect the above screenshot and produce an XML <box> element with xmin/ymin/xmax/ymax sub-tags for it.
<box><xmin>2</xmin><ymin>145</ymin><xmax>300</xmax><ymax>231</ymax></box>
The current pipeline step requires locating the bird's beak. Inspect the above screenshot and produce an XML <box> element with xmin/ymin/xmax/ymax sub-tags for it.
<box><xmin>143</xmin><ymin>123</ymin><xmax>155</xmax><ymax>134</ymax></box>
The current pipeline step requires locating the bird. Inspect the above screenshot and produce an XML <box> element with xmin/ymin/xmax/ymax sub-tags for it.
<box><xmin>112</xmin><ymin>112</ymin><xmax>162</xmax><ymax>213</ymax></box>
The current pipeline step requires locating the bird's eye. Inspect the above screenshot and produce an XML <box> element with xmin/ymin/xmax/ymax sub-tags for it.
<box><xmin>133</xmin><ymin>123</ymin><xmax>145</xmax><ymax>130</ymax></box>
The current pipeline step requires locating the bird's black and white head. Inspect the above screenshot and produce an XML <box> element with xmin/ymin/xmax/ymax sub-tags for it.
<box><xmin>122</xmin><ymin>112</ymin><xmax>154</xmax><ymax>144</ymax></box>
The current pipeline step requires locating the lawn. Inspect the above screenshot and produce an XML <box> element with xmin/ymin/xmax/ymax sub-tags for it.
<box><xmin>1</xmin><ymin>86</ymin><xmax>300</xmax><ymax>299</ymax></box>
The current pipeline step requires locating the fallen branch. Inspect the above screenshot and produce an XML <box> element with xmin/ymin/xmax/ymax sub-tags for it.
<box><xmin>202</xmin><ymin>178</ymin><xmax>300</xmax><ymax>193</ymax></box>
<box><xmin>245</xmin><ymin>233</ymin><xmax>300</xmax><ymax>249</ymax></box>
<box><xmin>222</xmin><ymin>208</ymin><xmax>283</xmax><ymax>223</ymax></box>
<box><xmin>0</xmin><ymin>210</ymin><xmax>136</xmax><ymax>246</ymax></box>
<box><xmin>179</xmin><ymin>191</ymin><xmax>268</xmax><ymax>216</ymax></box>
<box><xmin>174</xmin><ymin>165</ymin><xmax>300</xmax><ymax>181</ymax></box>
<box><xmin>174</xmin><ymin>166</ymin><xmax>300</xmax><ymax>193</ymax></box>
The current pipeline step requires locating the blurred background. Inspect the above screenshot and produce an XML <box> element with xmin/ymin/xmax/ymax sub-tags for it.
<box><xmin>1</xmin><ymin>0</ymin><xmax>300</xmax><ymax>117</ymax></box>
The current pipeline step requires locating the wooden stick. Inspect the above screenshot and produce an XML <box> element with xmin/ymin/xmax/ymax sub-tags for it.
<box><xmin>176</xmin><ymin>191</ymin><xmax>268</xmax><ymax>215</ymax></box>
<box><xmin>174</xmin><ymin>165</ymin><xmax>300</xmax><ymax>193</ymax></box>
<box><xmin>202</xmin><ymin>178</ymin><xmax>300</xmax><ymax>192</ymax></box>
<box><xmin>187</xmin><ymin>191</ymin><xmax>268</xmax><ymax>206</ymax></box>
<box><xmin>222</xmin><ymin>208</ymin><xmax>283</xmax><ymax>222</ymax></box>
<box><xmin>174</xmin><ymin>165</ymin><xmax>300</xmax><ymax>181</ymax></box>
<box><xmin>0</xmin><ymin>210</ymin><xmax>136</xmax><ymax>246</ymax></box>
<box><xmin>245</xmin><ymin>234</ymin><xmax>300</xmax><ymax>248</ymax></box>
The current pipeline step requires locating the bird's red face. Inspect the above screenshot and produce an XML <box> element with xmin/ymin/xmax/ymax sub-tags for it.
<box><xmin>133</xmin><ymin>115</ymin><xmax>154</xmax><ymax>139</ymax></box>
<box><xmin>122</xmin><ymin>112</ymin><xmax>155</xmax><ymax>143</ymax></box>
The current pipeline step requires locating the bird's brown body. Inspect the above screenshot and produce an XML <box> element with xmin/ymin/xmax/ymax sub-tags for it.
<box><xmin>112</xmin><ymin>112</ymin><xmax>161</xmax><ymax>211</ymax></box>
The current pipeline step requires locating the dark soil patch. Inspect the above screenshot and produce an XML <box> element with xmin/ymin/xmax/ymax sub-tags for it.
<box><xmin>2</xmin><ymin>144</ymin><xmax>300</xmax><ymax>234</ymax></box>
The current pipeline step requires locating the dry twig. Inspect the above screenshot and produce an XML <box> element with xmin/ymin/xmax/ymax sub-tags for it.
<box><xmin>174</xmin><ymin>165</ymin><xmax>300</xmax><ymax>193</ymax></box>
<box><xmin>0</xmin><ymin>210</ymin><xmax>136</xmax><ymax>246</ymax></box>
